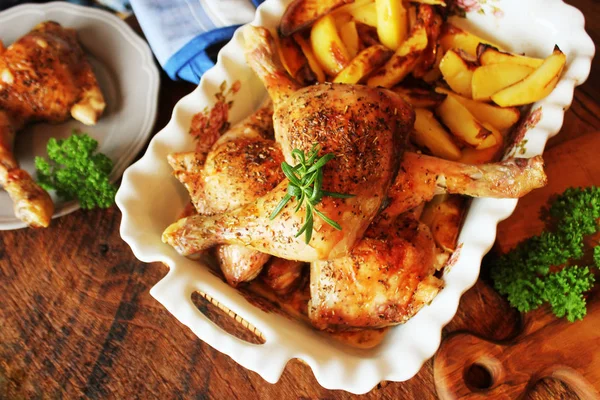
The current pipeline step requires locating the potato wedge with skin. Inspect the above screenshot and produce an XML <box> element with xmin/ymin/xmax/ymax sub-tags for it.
<box><xmin>367</xmin><ymin>24</ymin><xmax>428</xmax><ymax>88</ymax></box>
<box><xmin>471</xmin><ymin>63</ymin><xmax>534</xmax><ymax>101</ymax></box>
<box><xmin>277</xmin><ymin>35</ymin><xmax>316</xmax><ymax>85</ymax></box>
<box><xmin>477</xmin><ymin>123</ymin><xmax>502</xmax><ymax>150</ymax></box>
<box><xmin>492</xmin><ymin>47</ymin><xmax>566</xmax><ymax>107</ymax></box>
<box><xmin>436</xmin><ymin>96</ymin><xmax>497</xmax><ymax>149</ymax></box>
<box><xmin>459</xmin><ymin>142</ymin><xmax>502</xmax><ymax>164</ymax></box>
<box><xmin>407</xmin><ymin>4</ymin><xmax>417</xmax><ymax>31</ymax></box>
<box><xmin>280</xmin><ymin>0</ymin><xmax>354</xmax><ymax>36</ymax></box>
<box><xmin>333</xmin><ymin>45</ymin><xmax>393</xmax><ymax>83</ymax></box>
<box><xmin>436</xmin><ymin>87</ymin><xmax>520</xmax><ymax>131</ymax></box>
<box><xmin>413</xmin><ymin>7</ymin><xmax>443</xmax><ymax>78</ymax></box>
<box><xmin>439</xmin><ymin>23</ymin><xmax>503</xmax><ymax>57</ymax></box>
<box><xmin>439</xmin><ymin>49</ymin><xmax>476</xmax><ymax>98</ymax></box>
<box><xmin>338</xmin><ymin>19</ymin><xmax>360</xmax><ymax>58</ymax></box>
<box><xmin>293</xmin><ymin>33</ymin><xmax>326</xmax><ymax>82</ymax></box>
<box><xmin>422</xmin><ymin>43</ymin><xmax>443</xmax><ymax>83</ymax></box>
<box><xmin>459</xmin><ymin>127</ymin><xmax>503</xmax><ymax>163</ymax></box>
<box><xmin>478</xmin><ymin>44</ymin><xmax>544</xmax><ymax>69</ymax></box>
<box><xmin>393</xmin><ymin>86</ymin><xmax>447</xmax><ymax>108</ymax></box>
<box><xmin>334</xmin><ymin>0</ymin><xmax>378</xmax><ymax>27</ymax></box>
<box><xmin>356</xmin><ymin>22</ymin><xmax>380</xmax><ymax>47</ymax></box>
<box><xmin>420</xmin><ymin>194</ymin><xmax>465</xmax><ymax>252</ymax></box>
<box><xmin>311</xmin><ymin>14</ymin><xmax>352</xmax><ymax>76</ymax></box>
<box><xmin>376</xmin><ymin>0</ymin><xmax>408</xmax><ymax>50</ymax></box>
<box><xmin>410</xmin><ymin>0</ymin><xmax>446</xmax><ymax>5</ymax></box>
<box><xmin>413</xmin><ymin>108</ymin><xmax>462</xmax><ymax>160</ymax></box>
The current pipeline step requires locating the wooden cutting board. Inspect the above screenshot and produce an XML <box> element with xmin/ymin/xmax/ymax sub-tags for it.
<box><xmin>433</xmin><ymin>131</ymin><xmax>600</xmax><ymax>399</ymax></box>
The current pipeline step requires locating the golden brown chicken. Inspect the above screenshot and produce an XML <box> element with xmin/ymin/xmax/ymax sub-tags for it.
<box><xmin>163</xmin><ymin>26</ymin><xmax>414</xmax><ymax>261</ymax></box>
<box><xmin>160</xmin><ymin>25</ymin><xmax>550</xmax><ymax>336</ymax></box>
<box><xmin>0</xmin><ymin>21</ymin><xmax>106</xmax><ymax>227</ymax></box>
<box><xmin>309</xmin><ymin>212</ymin><xmax>443</xmax><ymax>330</ymax></box>
<box><xmin>168</xmin><ymin>104</ymin><xmax>284</xmax><ymax>285</ymax></box>
<box><xmin>0</xmin><ymin>110</ymin><xmax>53</xmax><ymax>227</ymax></box>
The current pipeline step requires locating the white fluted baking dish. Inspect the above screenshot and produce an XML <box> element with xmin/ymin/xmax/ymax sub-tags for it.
<box><xmin>116</xmin><ymin>0</ymin><xmax>594</xmax><ymax>394</ymax></box>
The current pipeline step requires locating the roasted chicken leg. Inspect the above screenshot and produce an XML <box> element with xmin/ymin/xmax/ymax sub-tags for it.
<box><xmin>168</xmin><ymin>104</ymin><xmax>283</xmax><ymax>285</ymax></box>
<box><xmin>0</xmin><ymin>110</ymin><xmax>53</xmax><ymax>227</ymax></box>
<box><xmin>380</xmin><ymin>152</ymin><xmax>547</xmax><ymax>220</ymax></box>
<box><xmin>163</xmin><ymin>25</ymin><xmax>415</xmax><ymax>261</ymax></box>
<box><xmin>309</xmin><ymin>212</ymin><xmax>443</xmax><ymax>330</ymax></box>
<box><xmin>0</xmin><ymin>21</ymin><xmax>106</xmax><ymax>227</ymax></box>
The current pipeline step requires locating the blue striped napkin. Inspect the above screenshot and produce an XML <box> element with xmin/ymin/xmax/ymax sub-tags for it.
<box><xmin>130</xmin><ymin>0</ymin><xmax>264</xmax><ymax>84</ymax></box>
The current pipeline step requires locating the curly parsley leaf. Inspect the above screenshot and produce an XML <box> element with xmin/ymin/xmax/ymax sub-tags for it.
<box><xmin>490</xmin><ymin>187</ymin><xmax>599</xmax><ymax>322</ymax></box>
<box><xmin>35</xmin><ymin>132</ymin><xmax>117</xmax><ymax>209</ymax></box>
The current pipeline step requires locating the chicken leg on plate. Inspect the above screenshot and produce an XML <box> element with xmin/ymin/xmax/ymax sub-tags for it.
<box><xmin>0</xmin><ymin>110</ymin><xmax>53</xmax><ymax>227</ymax></box>
<box><xmin>162</xmin><ymin>26</ymin><xmax>415</xmax><ymax>261</ymax></box>
<box><xmin>168</xmin><ymin>104</ymin><xmax>284</xmax><ymax>285</ymax></box>
<box><xmin>0</xmin><ymin>21</ymin><xmax>106</xmax><ymax>227</ymax></box>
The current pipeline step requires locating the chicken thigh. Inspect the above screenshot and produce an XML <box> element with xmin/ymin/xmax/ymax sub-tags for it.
<box><xmin>309</xmin><ymin>212</ymin><xmax>443</xmax><ymax>330</ymax></box>
<box><xmin>163</xmin><ymin>26</ymin><xmax>414</xmax><ymax>261</ymax></box>
<box><xmin>168</xmin><ymin>104</ymin><xmax>283</xmax><ymax>285</ymax></box>
<box><xmin>0</xmin><ymin>21</ymin><xmax>106</xmax><ymax>227</ymax></box>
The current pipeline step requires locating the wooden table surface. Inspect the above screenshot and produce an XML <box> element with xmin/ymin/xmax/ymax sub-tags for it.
<box><xmin>1</xmin><ymin>1</ymin><xmax>598</xmax><ymax>398</ymax></box>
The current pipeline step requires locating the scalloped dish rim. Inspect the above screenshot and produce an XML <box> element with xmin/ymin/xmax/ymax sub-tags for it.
<box><xmin>116</xmin><ymin>0</ymin><xmax>594</xmax><ymax>394</ymax></box>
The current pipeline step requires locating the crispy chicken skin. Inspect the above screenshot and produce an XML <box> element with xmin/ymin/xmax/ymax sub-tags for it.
<box><xmin>260</xmin><ymin>258</ymin><xmax>306</xmax><ymax>296</ymax></box>
<box><xmin>162</xmin><ymin>26</ymin><xmax>414</xmax><ymax>261</ymax></box>
<box><xmin>309</xmin><ymin>213</ymin><xmax>443</xmax><ymax>330</ymax></box>
<box><xmin>0</xmin><ymin>21</ymin><xmax>105</xmax><ymax>125</ymax></box>
<box><xmin>380</xmin><ymin>152</ymin><xmax>548</xmax><ymax>219</ymax></box>
<box><xmin>0</xmin><ymin>21</ymin><xmax>106</xmax><ymax>227</ymax></box>
<box><xmin>168</xmin><ymin>104</ymin><xmax>282</xmax><ymax>286</ymax></box>
<box><xmin>168</xmin><ymin>104</ymin><xmax>279</xmax><ymax>215</ymax></box>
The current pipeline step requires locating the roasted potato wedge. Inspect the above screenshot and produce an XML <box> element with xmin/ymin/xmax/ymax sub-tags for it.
<box><xmin>338</xmin><ymin>18</ymin><xmax>360</xmax><ymax>57</ymax></box>
<box><xmin>356</xmin><ymin>22</ymin><xmax>381</xmax><ymax>47</ymax></box>
<box><xmin>367</xmin><ymin>24</ymin><xmax>428</xmax><ymax>87</ymax></box>
<box><xmin>413</xmin><ymin>108</ymin><xmax>462</xmax><ymax>160</ymax></box>
<box><xmin>376</xmin><ymin>0</ymin><xmax>408</xmax><ymax>50</ymax></box>
<box><xmin>478</xmin><ymin>44</ymin><xmax>544</xmax><ymax>69</ymax></box>
<box><xmin>420</xmin><ymin>194</ymin><xmax>465</xmax><ymax>252</ymax></box>
<box><xmin>436</xmin><ymin>95</ymin><xmax>497</xmax><ymax>149</ymax></box>
<box><xmin>277</xmin><ymin>35</ymin><xmax>316</xmax><ymax>85</ymax></box>
<box><xmin>410</xmin><ymin>0</ymin><xmax>446</xmax><ymax>5</ymax></box>
<box><xmin>334</xmin><ymin>0</ymin><xmax>378</xmax><ymax>27</ymax></box>
<box><xmin>310</xmin><ymin>14</ymin><xmax>352</xmax><ymax>76</ymax></box>
<box><xmin>439</xmin><ymin>22</ymin><xmax>502</xmax><ymax>57</ymax></box>
<box><xmin>491</xmin><ymin>46</ymin><xmax>566</xmax><ymax>107</ymax></box>
<box><xmin>421</xmin><ymin>43</ymin><xmax>443</xmax><ymax>83</ymax></box>
<box><xmin>393</xmin><ymin>86</ymin><xmax>447</xmax><ymax>108</ymax></box>
<box><xmin>413</xmin><ymin>6</ymin><xmax>443</xmax><ymax>78</ymax></box>
<box><xmin>280</xmin><ymin>0</ymin><xmax>353</xmax><ymax>36</ymax></box>
<box><xmin>436</xmin><ymin>87</ymin><xmax>520</xmax><ymax>131</ymax></box>
<box><xmin>333</xmin><ymin>45</ymin><xmax>393</xmax><ymax>83</ymax></box>
<box><xmin>459</xmin><ymin>141</ymin><xmax>502</xmax><ymax>164</ymax></box>
<box><xmin>471</xmin><ymin>63</ymin><xmax>534</xmax><ymax>101</ymax></box>
<box><xmin>459</xmin><ymin>125</ymin><xmax>503</xmax><ymax>163</ymax></box>
<box><xmin>293</xmin><ymin>33</ymin><xmax>326</xmax><ymax>82</ymax></box>
<box><xmin>439</xmin><ymin>49</ymin><xmax>475</xmax><ymax>98</ymax></box>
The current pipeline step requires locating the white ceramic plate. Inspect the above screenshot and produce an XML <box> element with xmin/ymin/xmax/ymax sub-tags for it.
<box><xmin>0</xmin><ymin>2</ymin><xmax>159</xmax><ymax>230</ymax></box>
<box><xmin>116</xmin><ymin>0</ymin><xmax>594</xmax><ymax>394</ymax></box>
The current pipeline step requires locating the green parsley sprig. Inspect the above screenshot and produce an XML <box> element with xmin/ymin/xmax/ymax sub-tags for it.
<box><xmin>490</xmin><ymin>187</ymin><xmax>599</xmax><ymax>322</ymax></box>
<box><xmin>269</xmin><ymin>144</ymin><xmax>354</xmax><ymax>244</ymax></box>
<box><xmin>35</xmin><ymin>132</ymin><xmax>117</xmax><ymax>209</ymax></box>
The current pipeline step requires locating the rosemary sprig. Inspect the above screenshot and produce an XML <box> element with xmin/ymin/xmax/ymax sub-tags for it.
<box><xmin>269</xmin><ymin>144</ymin><xmax>354</xmax><ymax>243</ymax></box>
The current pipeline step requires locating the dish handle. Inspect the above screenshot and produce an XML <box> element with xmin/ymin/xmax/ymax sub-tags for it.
<box><xmin>149</xmin><ymin>267</ymin><xmax>289</xmax><ymax>383</ymax></box>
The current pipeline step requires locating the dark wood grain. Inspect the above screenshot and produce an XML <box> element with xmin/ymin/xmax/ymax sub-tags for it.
<box><xmin>1</xmin><ymin>2</ymin><xmax>598</xmax><ymax>398</ymax></box>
